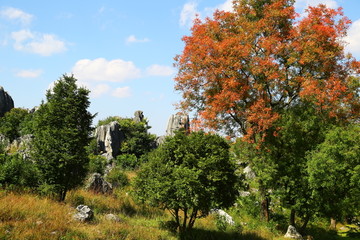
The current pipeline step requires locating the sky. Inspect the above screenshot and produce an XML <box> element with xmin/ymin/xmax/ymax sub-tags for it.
<box><xmin>1</xmin><ymin>0</ymin><xmax>360</xmax><ymax>136</ymax></box>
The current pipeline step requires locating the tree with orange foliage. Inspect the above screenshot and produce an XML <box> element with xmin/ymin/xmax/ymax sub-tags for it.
<box><xmin>174</xmin><ymin>0</ymin><xmax>360</xmax><ymax>227</ymax></box>
<box><xmin>174</xmin><ymin>0</ymin><xmax>359</xmax><ymax>142</ymax></box>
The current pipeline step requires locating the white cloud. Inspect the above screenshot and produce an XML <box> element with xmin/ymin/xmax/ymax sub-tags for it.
<box><xmin>146</xmin><ymin>64</ymin><xmax>175</xmax><ymax>76</ymax></box>
<box><xmin>15</xmin><ymin>69</ymin><xmax>43</xmax><ymax>78</ymax></box>
<box><xmin>126</xmin><ymin>35</ymin><xmax>150</xmax><ymax>44</ymax></box>
<box><xmin>91</xmin><ymin>84</ymin><xmax>111</xmax><ymax>98</ymax></box>
<box><xmin>112</xmin><ymin>86</ymin><xmax>131</xmax><ymax>98</ymax></box>
<box><xmin>180</xmin><ymin>0</ymin><xmax>234</xmax><ymax>27</ymax></box>
<box><xmin>0</xmin><ymin>7</ymin><xmax>33</xmax><ymax>25</ymax></box>
<box><xmin>217</xmin><ymin>0</ymin><xmax>234</xmax><ymax>12</ymax></box>
<box><xmin>295</xmin><ymin>0</ymin><xmax>338</xmax><ymax>9</ymax></box>
<box><xmin>344</xmin><ymin>19</ymin><xmax>360</xmax><ymax>57</ymax></box>
<box><xmin>180</xmin><ymin>2</ymin><xmax>199</xmax><ymax>27</ymax></box>
<box><xmin>72</xmin><ymin>58</ymin><xmax>141</xmax><ymax>83</ymax></box>
<box><xmin>205</xmin><ymin>0</ymin><xmax>234</xmax><ymax>14</ymax></box>
<box><xmin>11</xmin><ymin>29</ymin><xmax>67</xmax><ymax>56</ymax></box>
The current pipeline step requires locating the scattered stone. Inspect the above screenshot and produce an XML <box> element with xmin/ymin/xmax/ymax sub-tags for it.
<box><xmin>284</xmin><ymin>225</ymin><xmax>304</xmax><ymax>240</ymax></box>
<box><xmin>73</xmin><ymin>205</ymin><xmax>93</xmax><ymax>222</ymax></box>
<box><xmin>239</xmin><ymin>191</ymin><xmax>251</xmax><ymax>197</ymax></box>
<box><xmin>0</xmin><ymin>86</ymin><xmax>14</xmax><ymax>117</ymax></box>
<box><xmin>36</xmin><ymin>220</ymin><xmax>43</xmax><ymax>225</ymax></box>
<box><xmin>165</xmin><ymin>113</ymin><xmax>190</xmax><ymax>136</ymax></box>
<box><xmin>105</xmin><ymin>213</ymin><xmax>122</xmax><ymax>222</ymax></box>
<box><xmin>212</xmin><ymin>209</ymin><xmax>235</xmax><ymax>226</ymax></box>
<box><xmin>86</xmin><ymin>173</ymin><xmax>113</xmax><ymax>194</ymax></box>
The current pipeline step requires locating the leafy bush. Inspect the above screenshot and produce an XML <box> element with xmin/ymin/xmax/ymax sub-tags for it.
<box><xmin>88</xmin><ymin>154</ymin><xmax>107</xmax><ymax>174</ymax></box>
<box><xmin>116</xmin><ymin>154</ymin><xmax>138</xmax><ymax>170</ymax></box>
<box><xmin>0</xmin><ymin>108</ymin><xmax>31</xmax><ymax>142</ymax></box>
<box><xmin>97</xmin><ymin>116</ymin><xmax>122</xmax><ymax>127</ymax></box>
<box><xmin>0</xmin><ymin>154</ymin><xmax>39</xmax><ymax>189</ymax></box>
<box><xmin>106</xmin><ymin>167</ymin><xmax>129</xmax><ymax>188</ymax></box>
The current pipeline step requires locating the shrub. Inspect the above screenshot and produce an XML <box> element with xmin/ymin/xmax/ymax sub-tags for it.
<box><xmin>0</xmin><ymin>154</ymin><xmax>39</xmax><ymax>189</ymax></box>
<box><xmin>88</xmin><ymin>154</ymin><xmax>107</xmax><ymax>174</ymax></box>
<box><xmin>116</xmin><ymin>154</ymin><xmax>138</xmax><ymax>170</ymax></box>
<box><xmin>106</xmin><ymin>167</ymin><xmax>129</xmax><ymax>188</ymax></box>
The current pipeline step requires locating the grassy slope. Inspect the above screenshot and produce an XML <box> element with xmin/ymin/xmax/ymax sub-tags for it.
<box><xmin>0</xmin><ymin>178</ymin><xmax>359</xmax><ymax>240</ymax></box>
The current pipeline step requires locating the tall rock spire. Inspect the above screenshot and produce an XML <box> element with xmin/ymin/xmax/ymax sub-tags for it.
<box><xmin>0</xmin><ymin>86</ymin><xmax>14</xmax><ymax>117</ymax></box>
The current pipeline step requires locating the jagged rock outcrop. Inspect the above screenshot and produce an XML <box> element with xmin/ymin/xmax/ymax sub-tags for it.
<box><xmin>133</xmin><ymin>110</ymin><xmax>144</xmax><ymax>123</ymax></box>
<box><xmin>284</xmin><ymin>225</ymin><xmax>304</xmax><ymax>240</ymax></box>
<box><xmin>155</xmin><ymin>113</ymin><xmax>190</xmax><ymax>146</ymax></box>
<box><xmin>73</xmin><ymin>205</ymin><xmax>93</xmax><ymax>222</ymax></box>
<box><xmin>155</xmin><ymin>135</ymin><xmax>167</xmax><ymax>146</ymax></box>
<box><xmin>85</xmin><ymin>173</ymin><xmax>113</xmax><ymax>194</ymax></box>
<box><xmin>8</xmin><ymin>134</ymin><xmax>33</xmax><ymax>160</ymax></box>
<box><xmin>94</xmin><ymin>121</ymin><xmax>124</xmax><ymax>161</ymax></box>
<box><xmin>0</xmin><ymin>86</ymin><xmax>14</xmax><ymax>117</ymax></box>
<box><xmin>165</xmin><ymin>113</ymin><xmax>190</xmax><ymax>136</ymax></box>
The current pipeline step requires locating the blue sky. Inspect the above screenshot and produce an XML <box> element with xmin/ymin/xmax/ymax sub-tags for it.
<box><xmin>1</xmin><ymin>0</ymin><xmax>360</xmax><ymax>135</ymax></box>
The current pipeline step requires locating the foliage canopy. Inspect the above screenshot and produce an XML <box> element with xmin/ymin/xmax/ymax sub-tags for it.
<box><xmin>134</xmin><ymin>131</ymin><xmax>239</xmax><ymax>233</ymax></box>
<box><xmin>307</xmin><ymin>124</ymin><xmax>360</xmax><ymax>220</ymax></box>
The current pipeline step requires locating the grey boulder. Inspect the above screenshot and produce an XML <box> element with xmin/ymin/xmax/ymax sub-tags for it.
<box><xmin>73</xmin><ymin>205</ymin><xmax>93</xmax><ymax>222</ymax></box>
<box><xmin>86</xmin><ymin>173</ymin><xmax>113</xmax><ymax>194</ymax></box>
<box><xmin>284</xmin><ymin>225</ymin><xmax>304</xmax><ymax>240</ymax></box>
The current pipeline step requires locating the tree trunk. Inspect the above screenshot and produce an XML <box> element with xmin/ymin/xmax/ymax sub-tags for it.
<box><xmin>188</xmin><ymin>209</ymin><xmax>198</xmax><ymax>230</ymax></box>
<box><xmin>59</xmin><ymin>189</ymin><xmax>67</xmax><ymax>202</ymax></box>
<box><xmin>290</xmin><ymin>209</ymin><xmax>296</xmax><ymax>226</ymax></box>
<box><xmin>174</xmin><ymin>209</ymin><xmax>180</xmax><ymax>231</ymax></box>
<box><xmin>300</xmin><ymin>214</ymin><xmax>311</xmax><ymax>234</ymax></box>
<box><xmin>261</xmin><ymin>197</ymin><xmax>270</xmax><ymax>222</ymax></box>
<box><xmin>182</xmin><ymin>209</ymin><xmax>188</xmax><ymax>233</ymax></box>
<box><xmin>329</xmin><ymin>218</ymin><xmax>337</xmax><ymax>230</ymax></box>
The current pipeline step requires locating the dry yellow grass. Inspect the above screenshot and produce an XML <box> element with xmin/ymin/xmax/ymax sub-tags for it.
<box><xmin>0</xmin><ymin>189</ymin><xmax>173</xmax><ymax>240</ymax></box>
<box><xmin>0</xmin><ymin>188</ymin><xmax>292</xmax><ymax>240</ymax></box>
<box><xmin>0</xmin><ymin>192</ymin><xmax>73</xmax><ymax>239</ymax></box>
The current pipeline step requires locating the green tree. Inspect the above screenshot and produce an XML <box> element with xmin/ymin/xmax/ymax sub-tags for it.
<box><xmin>234</xmin><ymin>103</ymin><xmax>330</xmax><ymax>228</ymax></box>
<box><xmin>31</xmin><ymin>74</ymin><xmax>94</xmax><ymax>201</ymax></box>
<box><xmin>117</xmin><ymin>118</ymin><xmax>156</xmax><ymax>158</ymax></box>
<box><xmin>134</xmin><ymin>131</ymin><xmax>239</xmax><ymax>233</ymax></box>
<box><xmin>307</xmin><ymin>124</ymin><xmax>360</xmax><ymax>227</ymax></box>
<box><xmin>266</xmin><ymin>104</ymin><xmax>329</xmax><ymax>228</ymax></box>
<box><xmin>0</xmin><ymin>108</ymin><xmax>30</xmax><ymax>142</ymax></box>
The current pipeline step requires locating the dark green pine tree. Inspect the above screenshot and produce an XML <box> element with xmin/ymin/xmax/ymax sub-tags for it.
<box><xmin>32</xmin><ymin>74</ymin><xmax>95</xmax><ymax>201</ymax></box>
